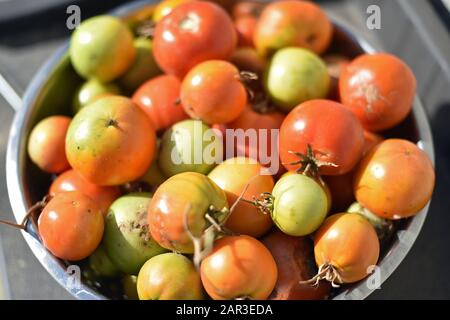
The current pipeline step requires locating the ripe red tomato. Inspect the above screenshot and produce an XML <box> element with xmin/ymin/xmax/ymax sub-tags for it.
<box><xmin>339</xmin><ymin>53</ymin><xmax>416</xmax><ymax>131</ymax></box>
<box><xmin>38</xmin><ymin>191</ymin><xmax>104</xmax><ymax>261</ymax></box>
<box><xmin>354</xmin><ymin>139</ymin><xmax>435</xmax><ymax>219</ymax></box>
<box><xmin>153</xmin><ymin>1</ymin><xmax>237</xmax><ymax>78</ymax></box>
<box><xmin>235</xmin><ymin>16</ymin><xmax>257</xmax><ymax>47</ymax></box>
<box><xmin>132</xmin><ymin>75</ymin><xmax>188</xmax><ymax>131</ymax></box>
<box><xmin>279</xmin><ymin>99</ymin><xmax>364</xmax><ymax>175</ymax></box>
<box><xmin>200</xmin><ymin>235</ymin><xmax>277</xmax><ymax>300</ymax></box>
<box><xmin>49</xmin><ymin>169</ymin><xmax>121</xmax><ymax>215</ymax></box>
<box><xmin>180</xmin><ymin>60</ymin><xmax>247</xmax><ymax>124</ymax></box>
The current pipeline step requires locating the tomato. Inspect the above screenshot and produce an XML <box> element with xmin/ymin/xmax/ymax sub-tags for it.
<box><xmin>88</xmin><ymin>243</ymin><xmax>120</xmax><ymax>278</ymax></box>
<box><xmin>158</xmin><ymin>119</ymin><xmax>223</xmax><ymax>177</ymax></box>
<box><xmin>132</xmin><ymin>75</ymin><xmax>188</xmax><ymax>131</ymax></box>
<box><xmin>262</xmin><ymin>230</ymin><xmax>331</xmax><ymax>300</ymax></box>
<box><xmin>28</xmin><ymin>116</ymin><xmax>71</xmax><ymax>174</ymax></box>
<box><xmin>232</xmin><ymin>1</ymin><xmax>265</xmax><ymax>19</ymax></box>
<box><xmin>49</xmin><ymin>169</ymin><xmax>120</xmax><ymax>215</ymax></box>
<box><xmin>208</xmin><ymin>157</ymin><xmax>274</xmax><ymax>237</ymax></box>
<box><xmin>38</xmin><ymin>191</ymin><xmax>104</xmax><ymax>261</ymax></box>
<box><xmin>148</xmin><ymin>172</ymin><xmax>228</xmax><ymax>253</ymax></box>
<box><xmin>271</xmin><ymin>173</ymin><xmax>328</xmax><ymax>236</ymax></box>
<box><xmin>123</xmin><ymin>275</ymin><xmax>139</xmax><ymax>300</ymax></box>
<box><xmin>230</xmin><ymin>47</ymin><xmax>266</xmax><ymax>75</ymax></box>
<box><xmin>235</xmin><ymin>16</ymin><xmax>257</xmax><ymax>47</ymax></box>
<box><xmin>153</xmin><ymin>0</ymin><xmax>194</xmax><ymax>22</ymax></box>
<box><xmin>323</xmin><ymin>172</ymin><xmax>355</xmax><ymax>213</ymax></box>
<box><xmin>153</xmin><ymin>1</ymin><xmax>237</xmax><ymax>78</ymax></box>
<box><xmin>70</xmin><ymin>15</ymin><xmax>135</xmax><ymax>81</ymax></box>
<box><xmin>323</xmin><ymin>55</ymin><xmax>350</xmax><ymax>101</ymax></box>
<box><xmin>279</xmin><ymin>99</ymin><xmax>364</xmax><ymax>175</ymax></box>
<box><xmin>200</xmin><ymin>235</ymin><xmax>277</xmax><ymax>300</ymax></box>
<box><xmin>137</xmin><ymin>253</ymin><xmax>203</xmax><ymax>300</ymax></box>
<box><xmin>264</xmin><ymin>48</ymin><xmax>330</xmax><ymax>112</ymax></box>
<box><xmin>254</xmin><ymin>1</ymin><xmax>332</xmax><ymax>57</ymax></box>
<box><xmin>339</xmin><ymin>53</ymin><xmax>416</xmax><ymax>131</ymax></box>
<box><xmin>180</xmin><ymin>60</ymin><xmax>247</xmax><ymax>124</ymax></box>
<box><xmin>313</xmin><ymin>213</ymin><xmax>379</xmax><ymax>284</ymax></box>
<box><xmin>72</xmin><ymin>79</ymin><xmax>121</xmax><ymax>114</ymax></box>
<box><xmin>363</xmin><ymin>130</ymin><xmax>383</xmax><ymax>155</ymax></box>
<box><xmin>119</xmin><ymin>38</ymin><xmax>161</xmax><ymax>93</ymax></box>
<box><xmin>137</xmin><ymin>157</ymin><xmax>167</xmax><ymax>188</ymax></box>
<box><xmin>66</xmin><ymin>96</ymin><xmax>156</xmax><ymax>186</ymax></box>
<box><xmin>354</xmin><ymin>139</ymin><xmax>435</xmax><ymax>219</ymax></box>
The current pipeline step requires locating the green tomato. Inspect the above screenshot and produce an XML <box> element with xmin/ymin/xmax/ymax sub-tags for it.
<box><xmin>158</xmin><ymin>119</ymin><xmax>222</xmax><ymax>177</ymax></box>
<box><xmin>271</xmin><ymin>173</ymin><xmax>328</xmax><ymax>236</ymax></box>
<box><xmin>88</xmin><ymin>243</ymin><xmax>121</xmax><ymax>278</ymax></box>
<box><xmin>72</xmin><ymin>79</ymin><xmax>121</xmax><ymax>114</ymax></box>
<box><xmin>137</xmin><ymin>253</ymin><xmax>204</xmax><ymax>300</ymax></box>
<box><xmin>103</xmin><ymin>193</ymin><xmax>167</xmax><ymax>275</ymax></box>
<box><xmin>119</xmin><ymin>38</ymin><xmax>161</xmax><ymax>93</ymax></box>
<box><xmin>264</xmin><ymin>47</ymin><xmax>330</xmax><ymax>112</ymax></box>
<box><xmin>70</xmin><ymin>15</ymin><xmax>136</xmax><ymax>81</ymax></box>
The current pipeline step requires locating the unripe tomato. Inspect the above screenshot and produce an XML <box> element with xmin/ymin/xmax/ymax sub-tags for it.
<box><xmin>148</xmin><ymin>172</ymin><xmax>228</xmax><ymax>253</ymax></box>
<box><xmin>313</xmin><ymin>213</ymin><xmax>379</xmax><ymax>284</ymax></box>
<box><xmin>339</xmin><ymin>53</ymin><xmax>416</xmax><ymax>131</ymax></box>
<box><xmin>200</xmin><ymin>235</ymin><xmax>277</xmax><ymax>300</ymax></box>
<box><xmin>70</xmin><ymin>15</ymin><xmax>135</xmax><ymax>81</ymax></box>
<box><xmin>132</xmin><ymin>75</ymin><xmax>188</xmax><ymax>131</ymax></box>
<box><xmin>88</xmin><ymin>243</ymin><xmax>120</xmax><ymax>278</ymax></box>
<box><xmin>66</xmin><ymin>96</ymin><xmax>156</xmax><ymax>186</ymax></box>
<box><xmin>137</xmin><ymin>253</ymin><xmax>203</xmax><ymax>300</ymax></box>
<box><xmin>354</xmin><ymin>139</ymin><xmax>435</xmax><ymax>219</ymax></box>
<box><xmin>208</xmin><ymin>157</ymin><xmax>274</xmax><ymax>237</ymax></box>
<box><xmin>153</xmin><ymin>1</ymin><xmax>237</xmax><ymax>78</ymax></box>
<box><xmin>28</xmin><ymin>116</ymin><xmax>71</xmax><ymax>174</ymax></box>
<box><xmin>153</xmin><ymin>0</ymin><xmax>194</xmax><ymax>22</ymax></box>
<box><xmin>181</xmin><ymin>60</ymin><xmax>247</xmax><ymax>124</ymax></box>
<box><xmin>254</xmin><ymin>1</ymin><xmax>332</xmax><ymax>56</ymax></box>
<box><xmin>38</xmin><ymin>191</ymin><xmax>104</xmax><ymax>261</ymax></box>
<box><xmin>72</xmin><ymin>79</ymin><xmax>121</xmax><ymax>114</ymax></box>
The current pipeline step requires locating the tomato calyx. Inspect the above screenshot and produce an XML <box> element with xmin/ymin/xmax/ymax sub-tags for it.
<box><xmin>301</xmin><ymin>263</ymin><xmax>342</xmax><ymax>288</ymax></box>
<box><xmin>237</xmin><ymin>70</ymin><xmax>259</xmax><ymax>101</ymax></box>
<box><xmin>242</xmin><ymin>192</ymin><xmax>274</xmax><ymax>216</ymax></box>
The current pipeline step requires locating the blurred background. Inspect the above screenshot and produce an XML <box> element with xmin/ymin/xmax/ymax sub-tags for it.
<box><xmin>0</xmin><ymin>0</ymin><xmax>449</xmax><ymax>299</ymax></box>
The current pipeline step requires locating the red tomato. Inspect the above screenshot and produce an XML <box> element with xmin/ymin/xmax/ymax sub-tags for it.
<box><xmin>153</xmin><ymin>1</ymin><xmax>237</xmax><ymax>78</ymax></box>
<box><xmin>235</xmin><ymin>16</ymin><xmax>257</xmax><ymax>47</ymax></box>
<box><xmin>49</xmin><ymin>169</ymin><xmax>121</xmax><ymax>215</ymax></box>
<box><xmin>339</xmin><ymin>53</ymin><xmax>416</xmax><ymax>131</ymax></box>
<box><xmin>279</xmin><ymin>99</ymin><xmax>364</xmax><ymax>175</ymax></box>
<box><xmin>354</xmin><ymin>139</ymin><xmax>435</xmax><ymax>219</ymax></box>
<box><xmin>180</xmin><ymin>60</ymin><xmax>247</xmax><ymax>124</ymax></box>
<box><xmin>38</xmin><ymin>191</ymin><xmax>104</xmax><ymax>261</ymax></box>
<box><xmin>132</xmin><ymin>75</ymin><xmax>188</xmax><ymax>131</ymax></box>
<box><xmin>232</xmin><ymin>1</ymin><xmax>265</xmax><ymax>19</ymax></box>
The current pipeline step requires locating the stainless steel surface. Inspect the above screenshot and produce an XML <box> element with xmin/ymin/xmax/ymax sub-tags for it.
<box><xmin>2</xmin><ymin>0</ymin><xmax>438</xmax><ymax>300</ymax></box>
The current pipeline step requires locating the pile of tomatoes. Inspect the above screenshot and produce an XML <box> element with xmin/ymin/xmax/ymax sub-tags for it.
<box><xmin>21</xmin><ymin>0</ymin><xmax>435</xmax><ymax>300</ymax></box>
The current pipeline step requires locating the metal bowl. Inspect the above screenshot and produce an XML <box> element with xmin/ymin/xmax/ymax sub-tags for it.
<box><xmin>6</xmin><ymin>0</ymin><xmax>435</xmax><ymax>300</ymax></box>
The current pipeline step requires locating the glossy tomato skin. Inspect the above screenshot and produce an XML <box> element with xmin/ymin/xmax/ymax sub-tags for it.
<box><xmin>132</xmin><ymin>75</ymin><xmax>188</xmax><ymax>131</ymax></box>
<box><xmin>200</xmin><ymin>235</ymin><xmax>277</xmax><ymax>300</ymax></box>
<box><xmin>339</xmin><ymin>53</ymin><xmax>416</xmax><ymax>131</ymax></box>
<box><xmin>153</xmin><ymin>1</ymin><xmax>237</xmax><ymax>78</ymax></box>
<box><xmin>66</xmin><ymin>96</ymin><xmax>156</xmax><ymax>186</ymax></box>
<box><xmin>72</xmin><ymin>79</ymin><xmax>121</xmax><ymax>114</ymax></box>
<box><xmin>38</xmin><ymin>191</ymin><xmax>104</xmax><ymax>261</ymax></box>
<box><xmin>262</xmin><ymin>230</ymin><xmax>331</xmax><ymax>300</ymax></box>
<box><xmin>180</xmin><ymin>60</ymin><xmax>247</xmax><ymax>124</ymax></box>
<box><xmin>208</xmin><ymin>157</ymin><xmax>274</xmax><ymax>237</ymax></box>
<box><xmin>354</xmin><ymin>139</ymin><xmax>435</xmax><ymax>219</ymax></box>
<box><xmin>153</xmin><ymin>0</ymin><xmax>194</xmax><ymax>22</ymax></box>
<box><xmin>314</xmin><ymin>213</ymin><xmax>379</xmax><ymax>284</ymax></box>
<box><xmin>148</xmin><ymin>172</ymin><xmax>228</xmax><ymax>253</ymax></box>
<box><xmin>280</xmin><ymin>99</ymin><xmax>365</xmax><ymax>175</ymax></box>
<box><xmin>28</xmin><ymin>116</ymin><xmax>71</xmax><ymax>174</ymax></box>
<box><xmin>49</xmin><ymin>169</ymin><xmax>120</xmax><ymax>216</ymax></box>
<box><xmin>254</xmin><ymin>1</ymin><xmax>332</xmax><ymax>57</ymax></box>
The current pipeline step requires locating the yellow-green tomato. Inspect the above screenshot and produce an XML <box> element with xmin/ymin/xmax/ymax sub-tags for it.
<box><xmin>72</xmin><ymin>79</ymin><xmax>121</xmax><ymax>114</ymax></box>
<box><xmin>88</xmin><ymin>243</ymin><xmax>120</xmax><ymax>278</ymax></box>
<box><xmin>137</xmin><ymin>253</ymin><xmax>204</xmax><ymax>300</ymax></box>
<box><xmin>271</xmin><ymin>173</ymin><xmax>328</xmax><ymax>236</ymax></box>
<box><xmin>264</xmin><ymin>47</ymin><xmax>330</xmax><ymax>112</ymax></box>
<box><xmin>70</xmin><ymin>15</ymin><xmax>136</xmax><ymax>81</ymax></box>
<box><xmin>158</xmin><ymin>119</ymin><xmax>222</xmax><ymax>177</ymax></box>
<box><xmin>103</xmin><ymin>193</ymin><xmax>167</xmax><ymax>275</ymax></box>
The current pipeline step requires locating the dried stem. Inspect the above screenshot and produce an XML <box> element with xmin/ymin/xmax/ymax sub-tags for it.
<box><xmin>300</xmin><ymin>263</ymin><xmax>343</xmax><ymax>288</ymax></box>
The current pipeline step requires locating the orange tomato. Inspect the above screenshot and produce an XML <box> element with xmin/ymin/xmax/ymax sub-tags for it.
<box><xmin>200</xmin><ymin>235</ymin><xmax>277</xmax><ymax>300</ymax></box>
<box><xmin>38</xmin><ymin>191</ymin><xmax>104</xmax><ymax>261</ymax></box>
<box><xmin>339</xmin><ymin>53</ymin><xmax>416</xmax><ymax>131</ymax></box>
<box><xmin>314</xmin><ymin>213</ymin><xmax>379</xmax><ymax>284</ymax></box>
<box><xmin>28</xmin><ymin>116</ymin><xmax>71</xmax><ymax>173</ymax></box>
<box><xmin>363</xmin><ymin>130</ymin><xmax>383</xmax><ymax>156</ymax></box>
<box><xmin>208</xmin><ymin>157</ymin><xmax>274</xmax><ymax>237</ymax></box>
<box><xmin>354</xmin><ymin>139</ymin><xmax>435</xmax><ymax>219</ymax></box>
<box><xmin>49</xmin><ymin>169</ymin><xmax>121</xmax><ymax>215</ymax></box>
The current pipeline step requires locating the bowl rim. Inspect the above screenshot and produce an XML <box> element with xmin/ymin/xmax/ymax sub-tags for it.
<box><xmin>5</xmin><ymin>0</ymin><xmax>435</xmax><ymax>300</ymax></box>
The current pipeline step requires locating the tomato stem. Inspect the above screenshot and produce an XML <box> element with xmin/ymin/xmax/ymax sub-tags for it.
<box><xmin>300</xmin><ymin>263</ymin><xmax>343</xmax><ymax>288</ymax></box>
